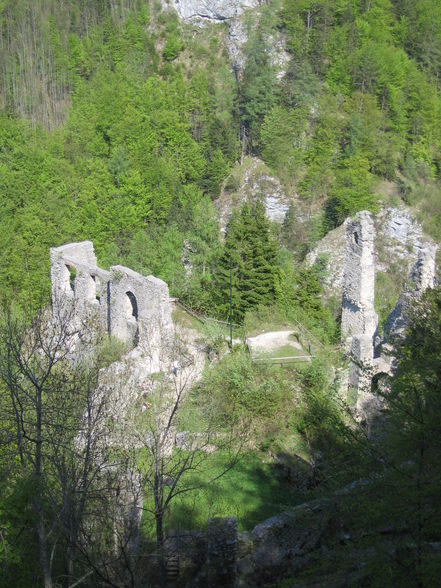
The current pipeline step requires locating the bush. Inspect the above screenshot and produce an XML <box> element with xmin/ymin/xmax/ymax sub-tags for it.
<box><xmin>199</xmin><ymin>350</ymin><xmax>287</xmax><ymax>422</ymax></box>
<box><xmin>163</xmin><ymin>32</ymin><xmax>183</xmax><ymax>61</ymax></box>
<box><xmin>96</xmin><ymin>336</ymin><xmax>129</xmax><ymax>368</ymax></box>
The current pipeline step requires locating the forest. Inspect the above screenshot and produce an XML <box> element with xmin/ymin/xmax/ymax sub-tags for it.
<box><xmin>0</xmin><ymin>0</ymin><xmax>441</xmax><ymax>586</ymax></box>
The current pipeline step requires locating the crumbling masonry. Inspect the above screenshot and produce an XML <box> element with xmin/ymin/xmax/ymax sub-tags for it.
<box><xmin>50</xmin><ymin>241</ymin><xmax>173</xmax><ymax>369</ymax></box>
<box><xmin>341</xmin><ymin>211</ymin><xmax>437</xmax><ymax>420</ymax></box>
<box><xmin>50</xmin><ymin>240</ymin><xmax>206</xmax><ymax>456</ymax></box>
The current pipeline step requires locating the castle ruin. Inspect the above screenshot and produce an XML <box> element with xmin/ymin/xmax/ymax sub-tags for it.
<box><xmin>341</xmin><ymin>211</ymin><xmax>437</xmax><ymax>421</ymax></box>
<box><xmin>50</xmin><ymin>241</ymin><xmax>173</xmax><ymax>368</ymax></box>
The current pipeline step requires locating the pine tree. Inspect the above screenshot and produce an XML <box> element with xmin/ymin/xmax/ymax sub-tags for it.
<box><xmin>214</xmin><ymin>202</ymin><xmax>278</xmax><ymax>323</ymax></box>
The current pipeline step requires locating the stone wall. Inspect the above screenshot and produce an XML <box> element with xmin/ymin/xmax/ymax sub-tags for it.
<box><xmin>340</xmin><ymin>211</ymin><xmax>438</xmax><ymax>422</ymax></box>
<box><xmin>384</xmin><ymin>244</ymin><xmax>437</xmax><ymax>341</ymax></box>
<box><xmin>50</xmin><ymin>241</ymin><xmax>173</xmax><ymax>355</ymax></box>
<box><xmin>50</xmin><ymin>241</ymin><xmax>110</xmax><ymax>335</ymax></box>
<box><xmin>341</xmin><ymin>211</ymin><xmax>378</xmax><ymax>352</ymax></box>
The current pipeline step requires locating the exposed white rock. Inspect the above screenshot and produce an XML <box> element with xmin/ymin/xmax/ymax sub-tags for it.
<box><xmin>216</xmin><ymin>157</ymin><xmax>294</xmax><ymax>229</ymax></box>
<box><xmin>226</xmin><ymin>18</ymin><xmax>290</xmax><ymax>78</ymax></box>
<box><xmin>160</xmin><ymin>0</ymin><xmax>259</xmax><ymax>22</ymax></box>
<box><xmin>377</xmin><ymin>206</ymin><xmax>423</xmax><ymax>252</ymax></box>
<box><xmin>226</xmin><ymin>18</ymin><xmax>247</xmax><ymax>72</ymax></box>
<box><xmin>265</xmin><ymin>195</ymin><xmax>290</xmax><ymax>223</ymax></box>
<box><xmin>306</xmin><ymin>224</ymin><xmax>346</xmax><ymax>295</ymax></box>
<box><xmin>308</xmin><ymin>205</ymin><xmax>437</xmax><ymax>301</ymax></box>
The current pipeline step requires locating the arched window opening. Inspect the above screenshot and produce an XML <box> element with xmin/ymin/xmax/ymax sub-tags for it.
<box><xmin>125</xmin><ymin>291</ymin><xmax>138</xmax><ymax>320</ymax></box>
<box><xmin>65</xmin><ymin>264</ymin><xmax>76</xmax><ymax>293</ymax></box>
<box><xmin>123</xmin><ymin>291</ymin><xmax>139</xmax><ymax>348</ymax></box>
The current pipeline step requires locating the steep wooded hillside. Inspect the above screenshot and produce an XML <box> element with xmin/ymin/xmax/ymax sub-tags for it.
<box><xmin>1</xmin><ymin>0</ymin><xmax>441</xmax><ymax>314</ymax></box>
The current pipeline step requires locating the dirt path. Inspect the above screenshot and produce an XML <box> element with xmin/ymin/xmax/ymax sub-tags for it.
<box><xmin>247</xmin><ymin>330</ymin><xmax>303</xmax><ymax>353</ymax></box>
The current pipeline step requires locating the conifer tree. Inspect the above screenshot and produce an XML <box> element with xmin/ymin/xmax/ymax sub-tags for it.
<box><xmin>214</xmin><ymin>201</ymin><xmax>278</xmax><ymax>323</ymax></box>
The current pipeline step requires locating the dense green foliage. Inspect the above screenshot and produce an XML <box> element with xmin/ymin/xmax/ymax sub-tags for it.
<box><xmin>1</xmin><ymin>0</ymin><xmax>441</xmax><ymax>312</ymax></box>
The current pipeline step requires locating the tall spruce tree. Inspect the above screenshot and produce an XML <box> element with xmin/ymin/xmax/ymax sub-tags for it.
<box><xmin>214</xmin><ymin>201</ymin><xmax>278</xmax><ymax>323</ymax></box>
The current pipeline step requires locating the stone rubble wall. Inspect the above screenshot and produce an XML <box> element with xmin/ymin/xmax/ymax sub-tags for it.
<box><xmin>384</xmin><ymin>245</ymin><xmax>437</xmax><ymax>340</ymax></box>
<box><xmin>51</xmin><ymin>240</ymin><xmax>177</xmax><ymax>446</ymax></box>
<box><xmin>50</xmin><ymin>241</ymin><xmax>173</xmax><ymax>354</ymax></box>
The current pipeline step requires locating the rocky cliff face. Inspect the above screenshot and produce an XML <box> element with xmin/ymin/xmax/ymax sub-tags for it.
<box><xmin>160</xmin><ymin>0</ymin><xmax>260</xmax><ymax>22</ymax></box>
<box><xmin>225</xmin><ymin>17</ymin><xmax>289</xmax><ymax>77</ymax></box>
<box><xmin>161</xmin><ymin>0</ymin><xmax>289</xmax><ymax>77</ymax></box>
<box><xmin>307</xmin><ymin>206</ymin><xmax>438</xmax><ymax>303</ymax></box>
<box><xmin>216</xmin><ymin>157</ymin><xmax>295</xmax><ymax>229</ymax></box>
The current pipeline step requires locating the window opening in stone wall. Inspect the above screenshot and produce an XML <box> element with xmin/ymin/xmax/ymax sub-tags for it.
<box><xmin>125</xmin><ymin>291</ymin><xmax>138</xmax><ymax>320</ymax></box>
<box><xmin>124</xmin><ymin>291</ymin><xmax>139</xmax><ymax>347</ymax></box>
<box><xmin>66</xmin><ymin>265</ymin><xmax>76</xmax><ymax>293</ymax></box>
<box><xmin>90</xmin><ymin>274</ymin><xmax>100</xmax><ymax>303</ymax></box>
<box><xmin>354</xmin><ymin>231</ymin><xmax>359</xmax><ymax>245</ymax></box>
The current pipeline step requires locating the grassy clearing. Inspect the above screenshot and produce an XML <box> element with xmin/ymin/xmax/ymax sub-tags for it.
<box><xmin>244</xmin><ymin>308</ymin><xmax>295</xmax><ymax>337</ymax></box>
<box><xmin>258</xmin><ymin>344</ymin><xmax>307</xmax><ymax>359</ymax></box>
<box><xmin>140</xmin><ymin>450</ymin><xmax>308</xmax><ymax>538</ymax></box>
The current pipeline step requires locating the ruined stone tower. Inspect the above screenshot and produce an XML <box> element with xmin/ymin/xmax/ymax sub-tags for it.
<box><xmin>340</xmin><ymin>211</ymin><xmax>385</xmax><ymax>425</ymax></box>
<box><xmin>341</xmin><ymin>211</ymin><xmax>379</xmax><ymax>410</ymax></box>
<box><xmin>341</xmin><ymin>211</ymin><xmax>378</xmax><ymax>352</ymax></box>
<box><xmin>341</xmin><ymin>210</ymin><xmax>438</xmax><ymax>424</ymax></box>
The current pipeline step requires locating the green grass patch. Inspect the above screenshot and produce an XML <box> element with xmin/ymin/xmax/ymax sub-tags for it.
<box><xmin>244</xmin><ymin>307</ymin><xmax>294</xmax><ymax>337</ymax></box>
<box><xmin>262</xmin><ymin>344</ymin><xmax>307</xmax><ymax>359</ymax></box>
<box><xmin>140</xmin><ymin>451</ymin><xmax>308</xmax><ymax>538</ymax></box>
<box><xmin>172</xmin><ymin>305</ymin><xmax>205</xmax><ymax>332</ymax></box>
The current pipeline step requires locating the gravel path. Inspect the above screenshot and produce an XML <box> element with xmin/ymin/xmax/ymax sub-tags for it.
<box><xmin>247</xmin><ymin>330</ymin><xmax>303</xmax><ymax>353</ymax></box>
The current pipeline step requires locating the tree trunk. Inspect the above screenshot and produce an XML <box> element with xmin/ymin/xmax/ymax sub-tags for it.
<box><xmin>35</xmin><ymin>386</ymin><xmax>53</xmax><ymax>588</ymax></box>
<box><xmin>155</xmin><ymin>511</ymin><xmax>165</xmax><ymax>588</ymax></box>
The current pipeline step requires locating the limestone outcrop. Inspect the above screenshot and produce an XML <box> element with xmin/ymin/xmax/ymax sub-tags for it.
<box><xmin>216</xmin><ymin>157</ymin><xmax>295</xmax><ymax>230</ymax></box>
<box><xmin>225</xmin><ymin>17</ymin><xmax>290</xmax><ymax>77</ymax></box>
<box><xmin>160</xmin><ymin>0</ymin><xmax>259</xmax><ymax>23</ymax></box>
<box><xmin>306</xmin><ymin>223</ymin><xmax>346</xmax><ymax>297</ymax></box>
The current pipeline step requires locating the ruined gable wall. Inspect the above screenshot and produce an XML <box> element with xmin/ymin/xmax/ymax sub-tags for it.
<box><xmin>383</xmin><ymin>244</ymin><xmax>438</xmax><ymax>342</ymax></box>
<box><xmin>50</xmin><ymin>242</ymin><xmax>173</xmax><ymax>355</ymax></box>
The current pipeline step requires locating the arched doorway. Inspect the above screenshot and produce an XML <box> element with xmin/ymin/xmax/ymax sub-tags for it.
<box><xmin>124</xmin><ymin>291</ymin><xmax>139</xmax><ymax>346</ymax></box>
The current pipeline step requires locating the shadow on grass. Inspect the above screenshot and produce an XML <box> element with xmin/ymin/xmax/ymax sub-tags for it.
<box><xmin>140</xmin><ymin>451</ymin><xmax>312</xmax><ymax>538</ymax></box>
